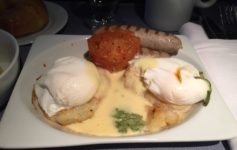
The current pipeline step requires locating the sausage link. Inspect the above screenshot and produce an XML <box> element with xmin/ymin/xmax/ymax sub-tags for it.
<box><xmin>95</xmin><ymin>25</ymin><xmax>182</xmax><ymax>54</ymax></box>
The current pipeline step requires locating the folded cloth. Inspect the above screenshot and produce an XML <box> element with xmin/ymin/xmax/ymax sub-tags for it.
<box><xmin>180</xmin><ymin>22</ymin><xmax>237</xmax><ymax>150</ymax></box>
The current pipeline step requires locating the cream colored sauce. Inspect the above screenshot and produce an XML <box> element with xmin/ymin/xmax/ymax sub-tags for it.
<box><xmin>85</xmin><ymin>61</ymin><xmax>101</xmax><ymax>86</ymax></box>
<box><xmin>134</xmin><ymin>57</ymin><xmax>158</xmax><ymax>71</ymax></box>
<box><xmin>66</xmin><ymin>71</ymin><xmax>152</xmax><ymax>137</ymax></box>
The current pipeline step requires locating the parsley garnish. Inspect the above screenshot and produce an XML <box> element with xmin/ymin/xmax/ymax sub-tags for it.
<box><xmin>195</xmin><ymin>72</ymin><xmax>212</xmax><ymax>106</ymax></box>
<box><xmin>112</xmin><ymin>108</ymin><xmax>145</xmax><ymax>133</ymax></box>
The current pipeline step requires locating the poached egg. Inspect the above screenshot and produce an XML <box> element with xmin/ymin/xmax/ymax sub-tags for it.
<box><xmin>35</xmin><ymin>56</ymin><xmax>100</xmax><ymax>117</ymax></box>
<box><xmin>130</xmin><ymin>57</ymin><xmax>211</xmax><ymax>105</ymax></box>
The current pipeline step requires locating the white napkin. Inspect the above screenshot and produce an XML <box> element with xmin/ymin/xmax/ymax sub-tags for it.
<box><xmin>180</xmin><ymin>22</ymin><xmax>237</xmax><ymax>150</ymax></box>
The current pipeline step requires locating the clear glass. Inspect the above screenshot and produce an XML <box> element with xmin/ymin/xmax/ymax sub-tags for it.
<box><xmin>88</xmin><ymin>0</ymin><xmax>119</xmax><ymax>30</ymax></box>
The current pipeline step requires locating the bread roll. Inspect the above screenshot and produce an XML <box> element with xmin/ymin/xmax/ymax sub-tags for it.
<box><xmin>0</xmin><ymin>0</ymin><xmax>49</xmax><ymax>37</ymax></box>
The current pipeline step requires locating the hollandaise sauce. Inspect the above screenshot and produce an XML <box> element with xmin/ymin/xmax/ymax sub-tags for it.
<box><xmin>66</xmin><ymin>71</ymin><xmax>152</xmax><ymax>137</ymax></box>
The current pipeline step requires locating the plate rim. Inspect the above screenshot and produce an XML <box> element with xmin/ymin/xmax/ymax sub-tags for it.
<box><xmin>0</xmin><ymin>34</ymin><xmax>237</xmax><ymax>149</ymax></box>
<box><xmin>16</xmin><ymin>1</ymin><xmax>68</xmax><ymax>46</ymax></box>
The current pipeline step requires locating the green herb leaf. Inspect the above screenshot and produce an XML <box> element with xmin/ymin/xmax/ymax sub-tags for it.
<box><xmin>112</xmin><ymin>108</ymin><xmax>145</xmax><ymax>133</ymax></box>
<box><xmin>195</xmin><ymin>72</ymin><xmax>212</xmax><ymax>106</ymax></box>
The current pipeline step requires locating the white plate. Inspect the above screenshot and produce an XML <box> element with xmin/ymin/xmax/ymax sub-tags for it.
<box><xmin>17</xmin><ymin>2</ymin><xmax>68</xmax><ymax>46</ymax></box>
<box><xmin>0</xmin><ymin>35</ymin><xmax>237</xmax><ymax>149</ymax></box>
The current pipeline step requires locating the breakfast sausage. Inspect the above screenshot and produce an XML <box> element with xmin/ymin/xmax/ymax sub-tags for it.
<box><xmin>95</xmin><ymin>25</ymin><xmax>182</xmax><ymax>54</ymax></box>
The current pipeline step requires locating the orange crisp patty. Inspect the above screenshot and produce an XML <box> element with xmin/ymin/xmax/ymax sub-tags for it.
<box><xmin>88</xmin><ymin>28</ymin><xmax>140</xmax><ymax>72</ymax></box>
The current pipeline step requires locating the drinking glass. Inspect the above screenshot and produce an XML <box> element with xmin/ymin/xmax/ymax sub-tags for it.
<box><xmin>88</xmin><ymin>0</ymin><xmax>119</xmax><ymax>30</ymax></box>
